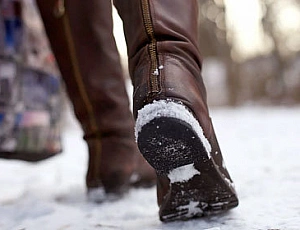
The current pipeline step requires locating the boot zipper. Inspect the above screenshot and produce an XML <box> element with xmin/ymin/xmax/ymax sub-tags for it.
<box><xmin>141</xmin><ymin>0</ymin><xmax>163</xmax><ymax>95</ymax></box>
<box><xmin>53</xmin><ymin>0</ymin><xmax>102</xmax><ymax>183</ymax></box>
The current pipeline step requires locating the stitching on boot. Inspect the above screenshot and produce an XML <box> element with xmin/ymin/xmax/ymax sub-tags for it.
<box><xmin>59</xmin><ymin>11</ymin><xmax>102</xmax><ymax>177</ymax></box>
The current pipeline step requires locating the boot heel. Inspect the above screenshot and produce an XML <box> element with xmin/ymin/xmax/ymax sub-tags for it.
<box><xmin>137</xmin><ymin>116</ymin><xmax>209</xmax><ymax>175</ymax></box>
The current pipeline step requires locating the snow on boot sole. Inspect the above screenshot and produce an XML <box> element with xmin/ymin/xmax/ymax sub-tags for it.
<box><xmin>136</xmin><ymin>100</ymin><xmax>238</xmax><ymax>221</ymax></box>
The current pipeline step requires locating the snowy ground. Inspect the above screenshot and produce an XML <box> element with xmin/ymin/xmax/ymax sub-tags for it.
<box><xmin>0</xmin><ymin>105</ymin><xmax>300</xmax><ymax>230</ymax></box>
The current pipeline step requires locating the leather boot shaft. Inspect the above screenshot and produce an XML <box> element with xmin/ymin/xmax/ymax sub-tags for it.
<box><xmin>37</xmin><ymin>0</ymin><xmax>133</xmax><ymax>138</ymax></box>
<box><xmin>36</xmin><ymin>0</ymin><xmax>156</xmax><ymax>194</ymax></box>
<box><xmin>114</xmin><ymin>0</ymin><xmax>202</xmax><ymax>74</ymax></box>
<box><xmin>114</xmin><ymin>0</ymin><xmax>212</xmax><ymax>138</ymax></box>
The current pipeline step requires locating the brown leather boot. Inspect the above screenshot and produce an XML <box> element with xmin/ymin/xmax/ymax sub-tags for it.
<box><xmin>36</xmin><ymin>0</ymin><xmax>155</xmax><ymax>200</ymax></box>
<box><xmin>114</xmin><ymin>0</ymin><xmax>238</xmax><ymax>221</ymax></box>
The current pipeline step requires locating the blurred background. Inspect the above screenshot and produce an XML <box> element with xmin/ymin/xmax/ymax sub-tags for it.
<box><xmin>1</xmin><ymin>0</ymin><xmax>300</xmax><ymax>107</ymax></box>
<box><xmin>197</xmin><ymin>0</ymin><xmax>300</xmax><ymax>107</ymax></box>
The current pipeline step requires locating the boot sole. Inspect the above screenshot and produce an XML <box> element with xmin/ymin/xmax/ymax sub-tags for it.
<box><xmin>137</xmin><ymin>116</ymin><xmax>238</xmax><ymax>221</ymax></box>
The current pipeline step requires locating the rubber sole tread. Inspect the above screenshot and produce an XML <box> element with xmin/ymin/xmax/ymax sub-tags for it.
<box><xmin>137</xmin><ymin>117</ymin><xmax>238</xmax><ymax>221</ymax></box>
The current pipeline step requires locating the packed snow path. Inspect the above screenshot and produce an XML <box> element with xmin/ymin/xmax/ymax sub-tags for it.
<box><xmin>0</xmin><ymin>106</ymin><xmax>299</xmax><ymax>230</ymax></box>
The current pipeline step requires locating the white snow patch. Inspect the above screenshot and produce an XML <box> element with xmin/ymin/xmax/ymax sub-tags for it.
<box><xmin>168</xmin><ymin>164</ymin><xmax>200</xmax><ymax>183</ymax></box>
<box><xmin>224</xmin><ymin>178</ymin><xmax>235</xmax><ymax>189</ymax></box>
<box><xmin>135</xmin><ymin>100</ymin><xmax>212</xmax><ymax>156</ymax></box>
<box><xmin>86</xmin><ymin>188</ymin><xmax>106</xmax><ymax>203</ymax></box>
<box><xmin>177</xmin><ymin>201</ymin><xmax>203</xmax><ymax>218</ymax></box>
<box><xmin>87</xmin><ymin>188</ymin><xmax>121</xmax><ymax>203</ymax></box>
<box><xmin>210</xmin><ymin>202</ymin><xmax>229</xmax><ymax>207</ymax></box>
<box><xmin>129</xmin><ymin>172</ymin><xmax>141</xmax><ymax>184</ymax></box>
<box><xmin>222</xmin><ymin>159</ymin><xmax>227</xmax><ymax>169</ymax></box>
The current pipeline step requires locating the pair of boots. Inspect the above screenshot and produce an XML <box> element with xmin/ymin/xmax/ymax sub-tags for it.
<box><xmin>36</xmin><ymin>0</ymin><xmax>238</xmax><ymax>221</ymax></box>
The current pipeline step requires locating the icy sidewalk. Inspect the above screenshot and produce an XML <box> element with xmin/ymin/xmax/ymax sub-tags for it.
<box><xmin>0</xmin><ymin>106</ymin><xmax>300</xmax><ymax>230</ymax></box>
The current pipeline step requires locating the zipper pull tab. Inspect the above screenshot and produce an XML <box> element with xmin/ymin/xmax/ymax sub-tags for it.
<box><xmin>53</xmin><ymin>0</ymin><xmax>65</xmax><ymax>18</ymax></box>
